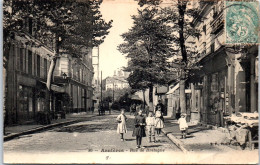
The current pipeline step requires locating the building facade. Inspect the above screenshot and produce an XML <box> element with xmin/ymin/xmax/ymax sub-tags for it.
<box><xmin>186</xmin><ymin>1</ymin><xmax>258</xmax><ymax>125</ymax></box>
<box><xmin>105</xmin><ymin>69</ymin><xmax>129</xmax><ymax>91</ymax></box>
<box><xmin>4</xmin><ymin>19</ymin><xmax>94</xmax><ymax>125</ymax></box>
<box><xmin>4</xmin><ymin>33</ymin><xmax>55</xmax><ymax>125</ymax></box>
<box><xmin>53</xmin><ymin>49</ymin><xmax>94</xmax><ymax>114</ymax></box>
<box><xmin>164</xmin><ymin>1</ymin><xmax>258</xmax><ymax>125</ymax></box>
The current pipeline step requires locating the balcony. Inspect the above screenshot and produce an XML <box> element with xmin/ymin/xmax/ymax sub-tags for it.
<box><xmin>54</xmin><ymin>76</ymin><xmax>69</xmax><ymax>84</ymax></box>
<box><xmin>210</xmin><ymin>11</ymin><xmax>224</xmax><ymax>35</ymax></box>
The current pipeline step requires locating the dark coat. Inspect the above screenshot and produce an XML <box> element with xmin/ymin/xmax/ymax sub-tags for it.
<box><xmin>132</xmin><ymin>114</ymin><xmax>146</xmax><ymax>137</ymax></box>
<box><xmin>156</xmin><ymin>103</ymin><xmax>165</xmax><ymax>114</ymax></box>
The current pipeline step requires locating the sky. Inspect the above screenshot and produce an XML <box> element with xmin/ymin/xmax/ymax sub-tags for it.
<box><xmin>92</xmin><ymin>0</ymin><xmax>139</xmax><ymax>79</ymax></box>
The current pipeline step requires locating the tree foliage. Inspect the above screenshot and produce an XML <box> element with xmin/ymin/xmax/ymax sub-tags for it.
<box><xmin>3</xmin><ymin>0</ymin><xmax>112</xmax><ymax>63</ymax></box>
<box><xmin>134</xmin><ymin>0</ymin><xmax>202</xmax><ymax>114</ymax></box>
<box><xmin>118</xmin><ymin>6</ymin><xmax>175</xmax><ymax>92</ymax></box>
<box><xmin>3</xmin><ymin>0</ymin><xmax>112</xmax><ymax>114</ymax></box>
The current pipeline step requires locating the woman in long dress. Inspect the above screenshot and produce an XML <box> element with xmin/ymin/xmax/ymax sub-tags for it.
<box><xmin>116</xmin><ymin>109</ymin><xmax>127</xmax><ymax>141</ymax></box>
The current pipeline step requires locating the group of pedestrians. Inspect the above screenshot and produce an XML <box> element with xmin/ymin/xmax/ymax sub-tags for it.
<box><xmin>116</xmin><ymin>102</ymin><xmax>166</xmax><ymax>149</ymax></box>
<box><xmin>116</xmin><ymin>101</ymin><xmax>189</xmax><ymax>149</ymax></box>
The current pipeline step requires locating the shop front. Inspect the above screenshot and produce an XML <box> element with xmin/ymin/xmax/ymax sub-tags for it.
<box><xmin>17</xmin><ymin>74</ymin><xmax>37</xmax><ymax>124</ymax></box>
<box><xmin>206</xmin><ymin>69</ymin><xmax>227</xmax><ymax>126</ymax></box>
<box><xmin>199</xmin><ymin>48</ymin><xmax>232</xmax><ymax>126</ymax></box>
<box><xmin>18</xmin><ymin>85</ymin><xmax>35</xmax><ymax>123</ymax></box>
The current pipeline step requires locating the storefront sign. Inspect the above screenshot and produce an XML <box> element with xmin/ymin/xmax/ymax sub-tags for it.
<box><xmin>17</xmin><ymin>75</ymin><xmax>36</xmax><ymax>87</ymax></box>
<box><xmin>51</xmin><ymin>84</ymin><xmax>65</xmax><ymax>93</ymax></box>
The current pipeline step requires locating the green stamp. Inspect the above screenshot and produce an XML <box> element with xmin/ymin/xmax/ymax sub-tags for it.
<box><xmin>225</xmin><ymin>1</ymin><xmax>259</xmax><ymax>44</ymax></box>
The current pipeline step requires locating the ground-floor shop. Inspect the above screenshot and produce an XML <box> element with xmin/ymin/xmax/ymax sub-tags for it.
<box><xmin>66</xmin><ymin>80</ymin><xmax>93</xmax><ymax>114</ymax></box>
<box><xmin>189</xmin><ymin>46</ymin><xmax>258</xmax><ymax>126</ymax></box>
<box><xmin>4</xmin><ymin>73</ymin><xmax>93</xmax><ymax>125</ymax></box>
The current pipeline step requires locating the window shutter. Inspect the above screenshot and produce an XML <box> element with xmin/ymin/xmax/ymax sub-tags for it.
<box><xmin>34</xmin><ymin>53</ymin><xmax>37</xmax><ymax>76</ymax></box>
<box><xmin>28</xmin><ymin>50</ymin><xmax>32</xmax><ymax>75</ymax></box>
<box><xmin>25</xmin><ymin>49</ymin><xmax>28</xmax><ymax>73</ymax></box>
<box><xmin>36</xmin><ymin>55</ymin><xmax>40</xmax><ymax>77</ymax></box>
<box><xmin>32</xmin><ymin>53</ymin><xmax>35</xmax><ymax>76</ymax></box>
<box><xmin>44</xmin><ymin>58</ymin><xmax>47</xmax><ymax>79</ymax></box>
<box><xmin>40</xmin><ymin>56</ymin><xmax>44</xmax><ymax>78</ymax></box>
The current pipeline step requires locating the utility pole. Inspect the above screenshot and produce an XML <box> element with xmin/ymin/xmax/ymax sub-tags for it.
<box><xmin>113</xmin><ymin>82</ymin><xmax>115</xmax><ymax>103</ymax></box>
<box><xmin>100</xmin><ymin>71</ymin><xmax>103</xmax><ymax>115</ymax></box>
<box><xmin>97</xmin><ymin>46</ymin><xmax>100</xmax><ymax>92</ymax></box>
<box><xmin>101</xmin><ymin>70</ymin><xmax>103</xmax><ymax>106</ymax></box>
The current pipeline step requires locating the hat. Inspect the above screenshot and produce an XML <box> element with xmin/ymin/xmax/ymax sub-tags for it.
<box><xmin>181</xmin><ymin>113</ymin><xmax>187</xmax><ymax>117</ymax></box>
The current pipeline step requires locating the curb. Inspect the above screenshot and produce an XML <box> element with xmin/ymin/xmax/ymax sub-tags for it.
<box><xmin>162</xmin><ymin>129</ymin><xmax>188</xmax><ymax>153</ymax></box>
<box><xmin>4</xmin><ymin>119</ymin><xmax>82</xmax><ymax>142</ymax></box>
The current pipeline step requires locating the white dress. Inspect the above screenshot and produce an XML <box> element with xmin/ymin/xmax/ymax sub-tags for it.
<box><xmin>178</xmin><ymin>118</ymin><xmax>188</xmax><ymax>130</ymax></box>
<box><xmin>155</xmin><ymin>111</ymin><xmax>164</xmax><ymax>129</ymax></box>
<box><xmin>116</xmin><ymin>114</ymin><xmax>127</xmax><ymax>134</ymax></box>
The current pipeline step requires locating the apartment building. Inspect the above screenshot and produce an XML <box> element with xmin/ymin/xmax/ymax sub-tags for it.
<box><xmin>186</xmin><ymin>1</ymin><xmax>258</xmax><ymax>125</ymax></box>
<box><xmin>4</xmin><ymin>29</ymin><xmax>55</xmax><ymax>124</ymax></box>
<box><xmin>4</xmin><ymin>18</ymin><xmax>94</xmax><ymax>125</ymax></box>
<box><xmin>53</xmin><ymin>48</ymin><xmax>94</xmax><ymax>113</ymax></box>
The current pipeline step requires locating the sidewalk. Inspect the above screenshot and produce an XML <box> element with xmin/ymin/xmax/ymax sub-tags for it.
<box><xmin>4</xmin><ymin>112</ymin><xmax>97</xmax><ymax>141</ymax></box>
<box><xmin>162</xmin><ymin>118</ymin><xmax>257</xmax><ymax>153</ymax></box>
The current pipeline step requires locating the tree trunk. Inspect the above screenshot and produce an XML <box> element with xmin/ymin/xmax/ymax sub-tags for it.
<box><xmin>46</xmin><ymin>34</ymin><xmax>59</xmax><ymax>116</ymax></box>
<box><xmin>148</xmin><ymin>84</ymin><xmax>154</xmax><ymax>112</ymax></box>
<box><xmin>142</xmin><ymin>89</ymin><xmax>146</xmax><ymax>109</ymax></box>
<box><xmin>178</xmin><ymin>1</ymin><xmax>188</xmax><ymax>62</ymax></box>
<box><xmin>179</xmin><ymin>72</ymin><xmax>186</xmax><ymax>114</ymax></box>
<box><xmin>46</xmin><ymin>58</ymin><xmax>57</xmax><ymax>115</ymax></box>
<box><xmin>178</xmin><ymin>1</ymin><xmax>187</xmax><ymax>116</ymax></box>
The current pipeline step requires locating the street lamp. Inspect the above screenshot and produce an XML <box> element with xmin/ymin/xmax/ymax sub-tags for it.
<box><xmin>62</xmin><ymin>72</ymin><xmax>67</xmax><ymax>79</ymax></box>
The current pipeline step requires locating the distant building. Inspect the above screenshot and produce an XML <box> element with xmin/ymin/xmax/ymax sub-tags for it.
<box><xmin>105</xmin><ymin>69</ymin><xmax>129</xmax><ymax>91</ymax></box>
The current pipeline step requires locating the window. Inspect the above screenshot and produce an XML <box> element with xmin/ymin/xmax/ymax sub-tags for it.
<box><xmin>37</xmin><ymin>55</ymin><xmax>40</xmax><ymax>77</ymax></box>
<box><xmin>20</xmin><ymin>48</ymin><xmax>24</xmax><ymax>71</ymax></box>
<box><xmin>28</xmin><ymin>50</ymin><xmax>32</xmax><ymax>75</ymax></box>
<box><xmin>44</xmin><ymin>59</ymin><xmax>47</xmax><ymax>79</ymax></box>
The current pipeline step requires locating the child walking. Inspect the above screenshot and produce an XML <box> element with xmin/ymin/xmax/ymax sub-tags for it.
<box><xmin>132</xmin><ymin>109</ymin><xmax>146</xmax><ymax>149</ymax></box>
<box><xmin>146</xmin><ymin>111</ymin><xmax>156</xmax><ymax>143</ymax></box>
<box><xmin>155</xmin><ymin>109</ymin><xmax>164</xmax><ymax>137</ymax></box>
<box><xmin>178</xmin><ymin>113</ymin><xmax>188</xmax><ymax>139</ymax></box>
<box><xmin>116</xmin><ymin>109</ymin><xmax>127</xmax><ymax>141</ymax></box>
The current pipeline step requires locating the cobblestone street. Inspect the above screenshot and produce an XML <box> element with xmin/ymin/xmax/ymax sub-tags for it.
<box><xmin>4</xmin><ymin>112</ymin><xmax>179</xmax><ymax>153</ymax></box>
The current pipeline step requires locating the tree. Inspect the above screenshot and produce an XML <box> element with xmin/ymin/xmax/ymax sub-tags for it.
<box><xmin>136</xmin><ymin>0</ymin><xmax>201</xmax><ymax>116</ymax></box>
<box><xmin>118</xmin><ymin>6</ymin><xmax>175</xmax><ymax>111</ymax></box>
<box><xmin>40</xmin><ymin>1</ymin><xmax>112</xmax><ymax>113</ymax></box>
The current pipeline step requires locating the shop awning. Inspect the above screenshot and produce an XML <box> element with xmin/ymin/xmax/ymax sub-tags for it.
<box><xmin>51</xmin><ymin>84</ymin><xmax>65</xmax><ymax>93</ymax></box>
<box><xmin>166</xmin><ymin>83</ymin><xmax>192</xmax><ymax>95</ymax></box>
<box><xmin>38</xmin><ymin>80</ymin><xmax>65</xmax><ymax>93</ymax></box>
<box><xmin>131</xmin><ymin>95</ymin><xmax>142</xmax><ymax>101</ymax></box>
<box><xmin>166</xmin><ymin>83</ymin><xmax>179</xmax><ymax>95</ymax></box>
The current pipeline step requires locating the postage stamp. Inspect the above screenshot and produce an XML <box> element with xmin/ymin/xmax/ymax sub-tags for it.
<box><xmin>225</xmin><ymin>1</ymin><xmax>260</xmax><ymax>44</ymax></box>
